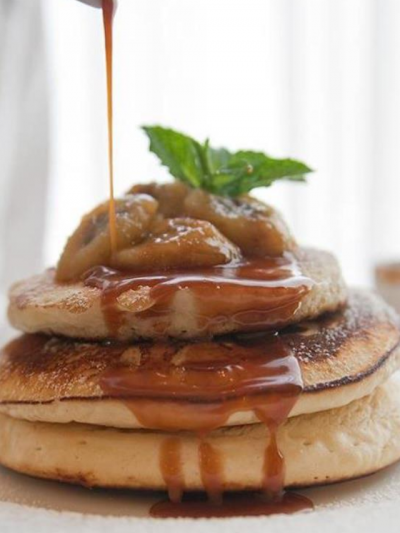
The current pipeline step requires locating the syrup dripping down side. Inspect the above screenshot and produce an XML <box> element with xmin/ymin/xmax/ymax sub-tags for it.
<box><xmin>152</xmin><ymin>335</ymin><xmax>313</xmax><ymax>516</ymax></box>
<box><xmin>100</xmin><ymin>332</ymin><xmax>314</xmax><ymax>517</ymax></box>
<box><xmin>155</xmin><ymin>430</ymin><xmax>312</xmax><ymax>518</ymax></box>
<box><xmin>159</xmin><ymin>438</ymin><xmax>184</xmax><ymax>503</ymax></box>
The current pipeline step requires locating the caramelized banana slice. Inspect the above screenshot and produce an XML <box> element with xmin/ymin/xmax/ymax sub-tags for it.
<box><xmin>114</xmin><ymin>218</ymin><xmax>241</xmax><ymax>271</ymax></box>
<box><xmin>128</xmin><ymin>182</ymin><xmax>190</xmax><ymax>217</ymax></box>
<box><xmin>129</xmin><ymin>182</ymin><xmax>294</xmax><ymax>257</ymax></box>
<box><xmin>184</xmin><ymin>189</ymin><xmax>295</xmax><ymax>257</ymax></box>
<box><xmin>56</xmin><ymin>194</ymin><xmax>158</xmax><ymax>282</ymax></box>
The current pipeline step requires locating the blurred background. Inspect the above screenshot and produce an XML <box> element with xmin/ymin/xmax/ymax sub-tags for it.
<box><xmin>1</xmin><ymin>0</ymin><xmax>400</xmax><ymax>334</ymax></box>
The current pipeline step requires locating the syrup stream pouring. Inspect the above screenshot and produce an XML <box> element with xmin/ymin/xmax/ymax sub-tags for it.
<box><xmin>76</xmin><ymin>0</ymin><xmax>315</xmax><ymax>517</ymax></box>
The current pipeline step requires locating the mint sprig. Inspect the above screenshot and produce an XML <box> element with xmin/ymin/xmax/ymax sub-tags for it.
<box><xmin>142</xmin><ymin>125</ymin><xmax>312</xmax><ymax>197</ymax></box>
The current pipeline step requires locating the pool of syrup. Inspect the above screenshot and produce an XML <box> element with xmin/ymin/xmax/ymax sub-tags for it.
<box><xmin>150</xmin><ymin>492</ymin><xmax>313</xmax><ymax>518</ymax></box>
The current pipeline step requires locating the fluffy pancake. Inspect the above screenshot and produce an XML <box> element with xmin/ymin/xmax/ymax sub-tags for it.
<box><xmin>0</xmin><ymin>376</ymin><xmax>399</xmax><ymax>491</ymax></box>
<box><xmin>0</xmin><ymin>290</ymin><xmax>398</xmax><ymax>429</ymax></box>
<box><xmin>8</xmin><ymin>248</ymin><xmax>346</xmax><ymax>341</ymax></box>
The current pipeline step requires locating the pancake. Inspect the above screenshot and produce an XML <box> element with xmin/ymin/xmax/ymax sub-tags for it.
<box><xmin>7</xmin><ymin>248</ymin><xmax>346</xmax><ymax>341</ymax></box>
<box><xmin>0</xmin><ymin>376</ymin><xmax>399</xmax><ymax>491</ymax></box>
<box><xmin>0</xmin><ymin>290</ymin><xmax>398</xmax><ymax>429</ymax></box>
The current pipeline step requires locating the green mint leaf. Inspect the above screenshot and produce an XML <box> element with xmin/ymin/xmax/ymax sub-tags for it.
<box><xmin>142</xmin><ymin>126</ymin><xmax>207</xmax><ymax>188</ymax></box>
<box><xmin>142</xmin><ymin>125</ymin><xmax>313</xmax><ymax>196</ymax></box>
<box><xmin>204</xmin><ymin>142</ymin><xmax>232</xmax><ymax>174</ymax></box>
<box><xmin>216</xmin><ymin>151</ymin><xmax>311</xmax><ymax>196</ymax></box>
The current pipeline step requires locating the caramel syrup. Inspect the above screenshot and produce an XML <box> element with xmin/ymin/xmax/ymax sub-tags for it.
<box><xmin>83</xmin><ymin>254</ymin><xmax>313</xmax><ymax>337</ymax></box>
<box><xmin>160</xmin><ymin>438</ymin><xmax>184</xmax><ymax>503</ymax></box>
<box><xmin>150</xmin><ymin>492</ymin><xmax>313</xmax><ymax>519</ymax></box>
<box><xmin>102</xmin><ymin>0</ymin><xmax>117</xmax><ymax>256</ymax></box>
<box><xmin>97</xmin><ymin>0</ymin><xmax>313</xmax><ymax>518</ymax></box>
<box><xmin>100</xmin><ymin>331</ymin><xmax>313</xmax><ymax>515</ymax></box>
<box><xmin>199</xmin><ymin>441</ymin><xmax>224</xmax><ymax>504</ymax></box>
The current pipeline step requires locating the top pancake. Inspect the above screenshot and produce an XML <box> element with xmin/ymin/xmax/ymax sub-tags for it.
<box><xmin>8</xmin><ymin>247</ymin><xmax>346</xmax><ymax>341</ymax></box>
<box><xmin>0</xmin><ymin>290</ymin><xmax>398</xmax><ymax>430</ymax></box>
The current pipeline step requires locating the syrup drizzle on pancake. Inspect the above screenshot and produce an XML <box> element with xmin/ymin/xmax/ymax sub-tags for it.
<box><xmin>159</xmin><ymin>438</ymin><xmax>184</xmax><ymax>503</ymax></box>
<box><xmin>83</xmin><ymin>254</ymin><xmax>312</xmax><ymax>337</ymax></box>
<box><xmin>100</xmin><ymin>332</ymin><xmax>313</xmax><ymax>515</ymax></box>
<box><xmin>99</xmin><ymin>0</ymin><xmax>313</xmax><ymax>517</ymax></box>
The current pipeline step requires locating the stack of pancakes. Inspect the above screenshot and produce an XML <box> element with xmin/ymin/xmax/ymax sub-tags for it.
<box><xmin>0</xmin><ymin>249</ymin><xmax>400</xmax><ymax>494</ymax></box>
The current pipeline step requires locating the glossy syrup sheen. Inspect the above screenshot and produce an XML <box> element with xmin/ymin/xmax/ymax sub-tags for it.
<box><xmin>99</xmin><ymin>0</ymin><xmax>313</xmax><ymax>518</ymax></box>
<box><xmin>100</xmin><ymin>332</ymin><xmax>307</xmax><ymax>507</ymax></box>
<box><xmin>150</xmin><ymin>492</ymin><xmax>313</xmax><ymax>519</ymax></box>
<box><xmin>83</xmin><ymin>254</ymin><xmax>313</xmax><ymax>336</ymax></box>
<box><xmin>100</xmin><ymin>332</ymin><xmax>301</xmax><ymax>400</ymax></box>
<box><xmin>102</xmin><ymin>0</ymin><xmax>117</xmax><ymax>256</ymax></box>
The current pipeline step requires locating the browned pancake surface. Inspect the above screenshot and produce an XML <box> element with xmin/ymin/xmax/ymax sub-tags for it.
<box><xmin>0</xmin><ymin>290</ymin><xmax>398</xmax><ymax>405</ymax></box>
<box><xmin>7</xmin><ymin>248</ymin><xmax>347</xmax><ymax>341</ymax></box>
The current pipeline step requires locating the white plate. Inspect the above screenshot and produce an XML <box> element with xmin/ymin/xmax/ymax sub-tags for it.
<box><xmin>1</xmin><ymin>460</ymin><xmax>400</xmax><ymax>533</ymax></box>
